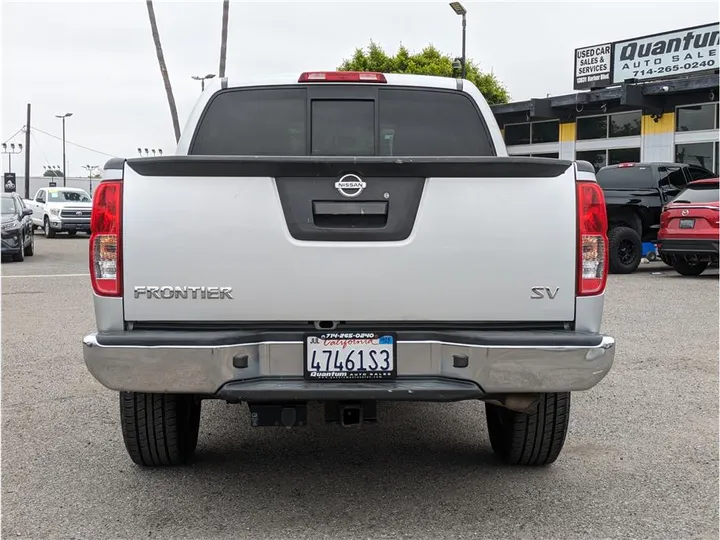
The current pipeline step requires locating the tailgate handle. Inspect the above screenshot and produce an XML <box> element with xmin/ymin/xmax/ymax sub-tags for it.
<box><xmin>312</xmin><ymin>201</ymin><xmax>388</xmax><ymax>229</ymax></box>
<box><xmin>313</xmin><ymin>201</ymin><xmax>388</xmax><ymax>216</ymax></box>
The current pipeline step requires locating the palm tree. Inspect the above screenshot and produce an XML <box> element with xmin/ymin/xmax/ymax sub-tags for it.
<box><xmin>219</xmin><ymin>0</ymin><xmax>229</xmax><ymax>78</ymax></box>
<box><xmin>146</xmin><ymin>0</ymin><xmax>181</xmax><ymax>143</ymax></box>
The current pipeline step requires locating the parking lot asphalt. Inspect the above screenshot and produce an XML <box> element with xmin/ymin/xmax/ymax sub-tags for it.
<box><xmin>1</xmin><ymin>234</ymin><xmax>718</xmax><ymax>540</ymax></box>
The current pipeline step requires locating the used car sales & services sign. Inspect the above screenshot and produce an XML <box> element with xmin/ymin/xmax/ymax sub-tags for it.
<box><xmin>574</xmin><ymin>23</ymin><xmax>718</xmax><ymax>90</ymax></box>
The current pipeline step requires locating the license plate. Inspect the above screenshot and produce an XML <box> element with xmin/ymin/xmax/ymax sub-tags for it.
<box><xmin>304</xmin><ymin>332</ymin><xmax>396</xmax><ymax>381</ymax></box>
<box><xmin>680</xmin><ymin>218</ymin><xmax>695</xmax><ymax>229</ymax></box>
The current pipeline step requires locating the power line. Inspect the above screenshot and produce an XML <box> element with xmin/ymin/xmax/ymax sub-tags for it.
<box><xmin>30</xmin><ymin>131</ymin><xmax>53</xmax><ymax>170</ymax></box>
<box><xmin>3</xmin><ymin>127</ymin><xmax>24</xmax><ymax>145</ymax></box>
<box><xmin>30</xmin><ymin>126</ymin><xmax>120</xmax><ymax>158</ymax></box>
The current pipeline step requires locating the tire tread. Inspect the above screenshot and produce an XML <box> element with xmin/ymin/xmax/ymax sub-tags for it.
<box><xmin>24</xmin><ymin>232</ymin><xmax>34</xmax><ymax>256</ymax></box>
<box><xmin>486</xmin><ymin>393</ymin><xmax>570</xmax><ymax>466</ymax></box>
<box><xmin>120</xmin><ymin>392</ymin><xmax>200</xmax><ymax>467</ymax></box>
<box><xmin>608</xmin><ymin>226</ymin><xmax>642</xmax><ymax>274</ymax></box>
<box><xmin>671</xmin><ymin>258</ymin><xmax>709</xmax><ymax>276</ymax></box>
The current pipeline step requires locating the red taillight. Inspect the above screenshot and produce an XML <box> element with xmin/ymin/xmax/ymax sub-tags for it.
<box><xmin>577</xmin><ymin>182</ymin><xmax>608</xmax><ymax>296</ymax></box>
<box><xmin>89</xmin><ymin>181</ymin><xmax>122</xmax><ymax>297</ymax></box>
<box><xmin>298</xmin><ymin>71</ymin><xmax>387</xmax><ymax>83</ymax></box>
<box><xmin>617</xmin><ymin>163</ymin><xmax>635</xmax><ymax>168</ymax></box>
<box><xmin>660</xmin><ymin>209</ymin><xmax>670</xmax><ymax>229</ymax></box>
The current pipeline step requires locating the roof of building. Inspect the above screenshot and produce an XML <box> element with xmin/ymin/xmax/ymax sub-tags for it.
<box><xmin>490</xmin><ymin>73</ymin><xmax>719</xmax><ymax>123</ymax></box>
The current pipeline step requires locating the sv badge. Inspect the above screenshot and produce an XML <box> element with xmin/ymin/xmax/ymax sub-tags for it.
<box><xmin>530</xmin><ymin>286</ymin><xmax>559</xmax><ymax>300</ymax></box>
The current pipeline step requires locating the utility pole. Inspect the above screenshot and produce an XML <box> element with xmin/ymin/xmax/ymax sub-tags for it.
<box><xmin>24</xmin><ymin>104</ymin><xmax>31</xmax><ymax>199</ymax></box>
<box><xmin>219</xmin><ymin>0</ymin><xmax>229</xmax><ymax>78</ymax></box>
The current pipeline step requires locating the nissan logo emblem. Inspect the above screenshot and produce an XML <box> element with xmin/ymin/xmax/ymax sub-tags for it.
<box><xmin>334</xmin><ymin>174</ymin><xmax>366</xmax><ymax>198</ymax></box>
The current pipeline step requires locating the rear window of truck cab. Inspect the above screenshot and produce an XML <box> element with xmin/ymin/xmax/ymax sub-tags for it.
<box><xmin>189</xmin><ymin>86</ymin><xmax>494</xmax><ymax>157</ymax></box>
<box><xmin>596</xmin><ymin>165</ymin><xmax>655</xmax><ymax>189</ymax></box>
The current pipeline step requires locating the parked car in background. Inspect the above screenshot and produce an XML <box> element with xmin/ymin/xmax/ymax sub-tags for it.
<box><xmin>83</xmin><ymin>71</ymin><xmax>615</xmax><ymax>468</ymax></box>
<box><xmin>596</xmin><ymin>162</ymin><xmax>716</xmax><ymax>274</ymax></box>
<box><xmin>657</xmin><ymin>178</ymin><xmax>719</xmax><ymax>276</ymax></box>
<box><xmin>24</xmin><ymin>187</ymin><xmax>92</xmax><ymax>238</ymax></box>
<box><xmin>1</xmin><ymin>192</ymin><xmax>35</xmax><ymax>262</ymax></box>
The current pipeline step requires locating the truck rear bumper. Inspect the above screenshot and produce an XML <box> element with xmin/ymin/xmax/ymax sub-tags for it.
<box><xmin>82</xmin><ymin>330</ymin><xmax>615</xmax><ymax>400</ymax></box>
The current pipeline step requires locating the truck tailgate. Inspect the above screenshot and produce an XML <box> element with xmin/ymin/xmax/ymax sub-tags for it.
<box><xmin>121</xmin><ymin>157</ymin><xmax>578</xmax><ymax>323</ymax></box>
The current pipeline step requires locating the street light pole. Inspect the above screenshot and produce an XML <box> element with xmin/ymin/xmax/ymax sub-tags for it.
<box><xmin>461</xmin><ymin>12</ymin><xmax>466</xmax><ymax>79</ymax></box>
<box><xmin>43</xmin><ymin>165</ymin><xmax>62</xmax><ymax>185</ymax></box>
<box><xmin>191</xmin><ymin>73</ymin><xmax>216</xmax><ymax>92</ymax></box>
<box><xmin>55</xmin><ymin>112</ymin><xmax>73</xmax><ymax>187</ymax></box>
<box><xmin>1</xmin><ymin>143</ymin><xmax>23</xmax><ymax>173</ymax></box>
<box><xmin>449</xmin><ymin>2</ymin><xmax>468</xmax><ymax>79</ymax></box>
<box><xmin>82</xmin><ymin>164</ymin><xmax>98</xmax><ymax>195</ymax></box>
<box><xmin>138</xmin><ymin>147</ymin><xmax>163</xmax><ymax>157</ymax></box>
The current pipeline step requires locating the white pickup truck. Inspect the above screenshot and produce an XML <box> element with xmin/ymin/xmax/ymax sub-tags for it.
<box><xmin>82</xmin><ymin>71</ymin><xmax>616</xmax><ymax>468</ymax></box>
<box><xmin>25</xmin><ymin>186</ymin><xmax>92</xmax><ymax>237</ymax></box>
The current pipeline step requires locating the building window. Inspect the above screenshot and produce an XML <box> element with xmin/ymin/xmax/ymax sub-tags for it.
<box><xmin>577</xmin><ymin>116</ymin><xmax>608</xmax><ymax>140</ymax></box>
<box><xmin>608</xmin><ymin>147</ymin><xmax>641</xmax><ymax>165</ymax></box>
<box><xmin>676</xmin><ymin>142</ymin><xmax>719</xmax><ymax>173</ymax></box>
<box><xmin>504</xmin><ymin>121</ymin><xmax>559</xmax><ymax>145</ymax></box>
<box><xmin>531</xmin><ymin>121</ymin><xmax>559</xmax><ymax>143</ymax></box>
<box><xmin>576</xmin><ymin>147</ymin><xmax>641</xmax><ymax>172</ymax></box>
<box><xmin>609</xmin><ymin>112</ymin><xmax>641</xmax><ymax>137</ymax></box>
<box><xmin>504</xmin><ymin>123</ymin><xmax>530</xmax><ymax>145</ymax></box>
<box><xmin>576</xmin><ymin>150</ymin><xmax>607</xmax><ymax>171</ymax></box>
<box><xmin>577</xmin><ymin>111</ymin><xmax>641</xmax><ymax>140</ymax></box>
<box><xmin>676</xmin><ymin>104</ymin><xmax>718</xmax><ymax>132</ymax></box>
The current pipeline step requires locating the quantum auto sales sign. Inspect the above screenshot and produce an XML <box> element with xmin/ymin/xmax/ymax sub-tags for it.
<box><xmin>573</xmin><ymin>23</ymin><xmax>719</xmax><ymax>90</ymax></box>
<box><xmin>613</xmin><ymin>23</ymin><xmax>719</xmax><ymax>84</ymax></box>
<box><xmin>574</xmin><ymin>43</ymin><xmax>612</xmax><ymax>90</ymax></box>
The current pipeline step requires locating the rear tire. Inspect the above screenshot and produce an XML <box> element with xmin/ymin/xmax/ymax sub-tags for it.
<box><xmin>659</xmin><ymin>252</ymin><xmax>673</xmax><ymax>267</ymax></box>
<box><xmin>608</xmin><ymin>226</ymin><xmax>642</xmax><ymax>274</ymax></box>
<box><xmin>44</xmin><ymin>217</ymin><xmax>56</xmax><ymax>238</ymax></box>
<box><xmin>485</xmin><ymin>393</ymin><xmax>570</xmax><ymax>466</ymax></box>
<box><xmin>672</xmin><ymin>257</ymin><xmax>709</xmax><ymax>276</ymax></box>
<box><xmin>120</xmin><ymin>392</ymin><xmax>201</xmax><ymax>467</ymax></box>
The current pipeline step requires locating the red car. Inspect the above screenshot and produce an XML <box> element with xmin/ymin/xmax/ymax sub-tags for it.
<box><xmin>657</xmin><ymin>178</ymin><xmax>719</xmax><ymax>276</ymax></box>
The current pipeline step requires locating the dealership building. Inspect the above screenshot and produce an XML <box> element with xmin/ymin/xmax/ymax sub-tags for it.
<box><xmin>491</xmin><ymin>23</ymin><xmax>720</xmax><ymax>174</ymax></box>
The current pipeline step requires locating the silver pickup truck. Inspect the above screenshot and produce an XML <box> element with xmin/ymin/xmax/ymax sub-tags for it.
<box><xmin>83</xmin><ymin>71</ymin><xmax>615</xmax><ymax>467</ymax></box>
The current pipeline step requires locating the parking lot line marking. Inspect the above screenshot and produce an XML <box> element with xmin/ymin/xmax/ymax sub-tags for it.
<box><xmin>1</xmin><ymin>273</ymin><xmax>90</xmax><ymax>279</ymax></box>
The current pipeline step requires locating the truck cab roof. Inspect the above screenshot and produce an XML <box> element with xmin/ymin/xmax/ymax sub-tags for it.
<box><xmin>174</xmin><ymin>71</ymin><xmax>507</xmax><ymax>157</ymax></box>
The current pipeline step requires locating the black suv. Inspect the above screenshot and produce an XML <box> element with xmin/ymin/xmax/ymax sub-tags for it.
<box><xmin>596</xmin><ymin>162</ymin><xmax>716</xmax><ymax>274</ymax></box>
<box><xmin>1</xmin><ymin>192</ymin><xmax>35</xmax><ymax>262</ymax></box>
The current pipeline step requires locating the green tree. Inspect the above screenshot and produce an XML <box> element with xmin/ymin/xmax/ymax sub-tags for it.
<box><xmin>338</xmin><ymin>41</ymin><xmax>509</xmax><ymax>105</ymax></box>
